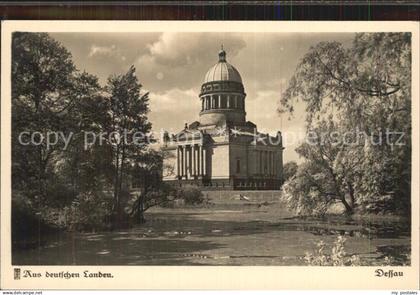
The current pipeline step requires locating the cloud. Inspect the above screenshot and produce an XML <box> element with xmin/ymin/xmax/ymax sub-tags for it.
<box><xmin>148</xmin><ymin>88</ymin><xmax>200</xmax><ymax>134</ymax></box>
<box><xmin>135</xmin><ymin>33</ymin><xmax>247</xmax><ymax>92</ymax></box>
<box><xmin>246</xmin><ymin>90</ymin><xmax>282</xmax><ymax>132</ymax></box>
<box><xmin>88</xmin><ymin>44</ymin><xmax>117</xmax><ymax>57</ymax></box>
<box><xmin>87</xmin><ymin>44</ymin><xmax>129</xmax><ymax>67</ymax></box>
<box><xmin>146</xmin><ymin>32</ymin><xmax>245</xmax><ymax>67</ymax></box>
<box><xmin>51</xmin><ymin>32</ymin><xmax>355</xmax><ymax>164</ymax></box>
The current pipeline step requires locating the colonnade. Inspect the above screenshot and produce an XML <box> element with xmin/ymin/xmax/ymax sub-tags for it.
<box><xmin>201</xmin><ymin>94</ymin><xmax>244</xmax><ymax>111</ymax></box>
<box><xmin>177</xmin><ymin>144</ymin><xmax>207</xmax><ymax>179</ymax></box>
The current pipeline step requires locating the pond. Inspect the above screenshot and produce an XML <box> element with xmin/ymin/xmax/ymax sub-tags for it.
<box><xmin>12</xmin><ymin>200</ymin><xmax>411</xmax><ymax>266</ymax></box>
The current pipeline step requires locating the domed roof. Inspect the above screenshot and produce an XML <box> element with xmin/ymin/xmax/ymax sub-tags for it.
<box><xmin>203</xmin><ymin>48</ymin><xmax>242</xmax><ymax>84</ymax></box>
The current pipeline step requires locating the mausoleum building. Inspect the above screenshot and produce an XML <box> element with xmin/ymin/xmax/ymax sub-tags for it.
<box><xmin>162</xmin><ymin>48</ymin><xmax>284</xmax><ymax>190</ymax></box>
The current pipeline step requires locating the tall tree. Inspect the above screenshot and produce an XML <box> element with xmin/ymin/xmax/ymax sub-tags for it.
<box><xmin>105</xmin><ymin>66</ymin><xmax>152</xmax><ymax>223</ymax></box>
<box><xmin>280</xmin><ymin>33</ymin><xmax>411</xmax><ymax>214</ymax></box>
<box><xmin>58</xmin><ymin>72</ymin><xmax>112</xmax><ymax>198</ymax></box>
<box><xmin>12</xmin><ymin>32</ymin><xmax>77</xmax><ymax>201</ymax></box>
<box><xmin>12</xmin><ymin>33</ymin><xmax>118</xmax><ymax>237</ymax></box>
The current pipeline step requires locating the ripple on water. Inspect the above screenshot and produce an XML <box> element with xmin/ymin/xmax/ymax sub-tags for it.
<box><xmin>97</xmin><ymin>250</ymin><xmax>110</xmax><ymax>255</ymax></box>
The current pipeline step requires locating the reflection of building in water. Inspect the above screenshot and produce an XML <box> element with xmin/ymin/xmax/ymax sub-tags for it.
<box><xmin>162</xmin><ymin>48</ymin><xmax>283</xmax><ymax>190</ymax></box>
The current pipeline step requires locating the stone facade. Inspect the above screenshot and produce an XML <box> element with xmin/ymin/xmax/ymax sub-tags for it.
<box><xmin>162</xmin><ymin>48</ymin><xmax>283</xmax><ymax>190</ymax></box>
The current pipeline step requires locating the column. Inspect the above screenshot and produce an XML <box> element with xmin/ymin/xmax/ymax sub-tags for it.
<box><xmin>218</xmin><ymin>95</ymin><xmax>221</xmax><ymax>109</ymax></box>
<box><xmin>199</xmin><ymin>145</ymin><xmax>203</xmax><ymax>176</ymax></box>
<box><xmin>184</xmin><ymin>145</ymin><xmax>188</xmax><ymax>179</ymax></box>
<box><xmin>201</xmin><ymin>147</ymin><xmax>207</xmax><ymax>176</ymax></box>
<box><xmin>201</xmin><ymin>98</ymin><xmax>204</xmax><ymax>111</ymax></box>
<box><xmin>177</xmin><ymin>146</ymin><xmax>180</xmax><ymax>177</ymax></box>
<box><xmin>234</xmin><ymin>96</ymin><xmax>238</xmax><ymax>108</ymax></box>
<box><xmin>192</xmin><ymin>145</ymin><xmax>197</xmax><ymax>176</ymax></box>
<box><xmin>180</xmin><ymin>146</ymin><xmax>185</xmax><ymax>178</ymax></box>
<box><xmin>196</xmin><ymin>145</ymin><xmax>200</xmax><ymax>176</ymax></box>
<box><xmin>187</xmin><ymin>146</ymin><xmax>192</xmax><ymax>178</ymax></box>
<box><xmin>227</xmin><ymin>95</ymin><xmax>230</xmax><ymax>108</ymax></box>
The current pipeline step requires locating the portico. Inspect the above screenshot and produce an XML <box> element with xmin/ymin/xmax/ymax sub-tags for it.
<box><xmin>176</xmin><ymin>144</ymin><xmax>207</xmax><ymax>179</ymax></box>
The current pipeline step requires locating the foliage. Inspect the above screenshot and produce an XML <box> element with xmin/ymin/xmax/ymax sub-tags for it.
<box><xmin>126</xmin><ymin>150</ymin><xmax>170</xmax><ymax>223</ymax></box>
<box><xmin>104</xmin><ymin>66</ymin><xmax>152</xmax><ymax>222</ymax></box>
<box><xmin>175</xmin><ymin>185</ymin><xmax>205</xmax><ymax>205</ymax></box>
<box><xmin>281</xmin><ymin>162</ymin><xmax>332</xmax><ymax>217</ymax></box>
<box><xmin>280</xmin><ymin>33</ymin><xmax>411</xmax><ymax>215</ymax></box>
<box><xmin>282</xmin><ymin>161</ymin><xmax>298</xmax><ymax>182</ymax></box>
<box><xmin>304</xmin><ymin>236</ymin><xmax>361</xmax><ymax>266</ymax></box>
<box><xmin>12</xmin><ymin>32</ymin><xmax>78</xmax><ymax>201</ymax></box>
<box><xmin>12</xmin><ymin>193</ymin><xmax>45</xmax><ymax>243</ymax></box>
<box><xmin>128</xmin><ymin>183</ymin><xmax>176</xmax><ymax>224</ymax></box>
<box><xmin>383</xmin><ymin>253</ymin><xmax>411</xmax><ymax>266</ymax></box>
<box><xmin>63</xmin><ymin>191</ymin><xmax>113</xmax><ymax>231</ymax></box>
<box><xmin>11</xmin><ymin>32</ymin><xmax>157</xmax><ymax>234</ymax></box>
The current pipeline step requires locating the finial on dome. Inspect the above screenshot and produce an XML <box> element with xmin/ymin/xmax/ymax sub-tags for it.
<box><xmin>218</xmin><ymin>45</ymin><xmax>226</xmax><ymax>62</ymax></box>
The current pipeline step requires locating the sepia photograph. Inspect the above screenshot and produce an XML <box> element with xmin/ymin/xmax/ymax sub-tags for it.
<box><xmin>1</xmin><ymin>21</ymin><xmax>419</xmax><ymax>290</ymax></box>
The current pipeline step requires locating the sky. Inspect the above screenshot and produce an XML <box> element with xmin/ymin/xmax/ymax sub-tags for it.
<box><xmin>51</xmin><ymin>32</ymin><xmax>354</xmax><ymax>163</ymax></box>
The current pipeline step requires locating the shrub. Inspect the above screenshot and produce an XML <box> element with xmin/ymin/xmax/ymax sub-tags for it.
<box><xmin>176</xmin><ymin>186</ymin><xmax>204</xmax><ymax>205</ymax></box>
<box><xmin>304</xmin><ymin>235</ymin><xmax>361</xmax><ymax>266</ymax></box>
<box><xmin>63</xmin><ymin>191</ymin><xmax>113</xmax><ymax>231</ymax></box>
<box><xmin>12</xmin><ymin>192</ymin><xmax>59</xmax><ymax>248</ymax></box>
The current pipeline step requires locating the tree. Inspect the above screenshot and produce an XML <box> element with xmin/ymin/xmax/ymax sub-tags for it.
<box><xmin>282</xmin><ymin>161</ymin><xmax>298</xmax><ymax>182</ymax></box>
<box><xmin>281</xmin><ymin>161</ymin><xmax>332</xmax><ymax>217</ymax></box>
<box><xmin>295</xmin><ymin>120</ymin><xmax>360</xmax><ymax>214</ymax></box>
<box><xmin>127</xmin><ymin>150</ymin><xmax>173</xmax><ymax>223</ymax></box>
<box><xmin>104</xmin><ymin>66</ymin><xmax>152</xmax><ymax>225</ymax></box>
<box><xmin>280</xmin><ymin>33</ymin><xmax>411</xmax><ymax>215</ymax></box>
<box><xmin>12</xmin><ymin>33</ymin><xmax>161</xmax><ymax>234</ymax></box>
<box><xmin>12</xmin><ymin>32</ymin><xmax>77</xmax><ymax>201</ymax></box>
<box><xmin>57</xmin><ymin>72</ymin><xmax>113</xmax><ymax>202</ymax></box>
<box><xmin>11</xmin><ymin>33</ymin><xmax>118</xmax><ymax>238</ymax></box>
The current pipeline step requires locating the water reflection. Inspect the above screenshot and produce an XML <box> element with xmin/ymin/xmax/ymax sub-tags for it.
<box><xmin>12</xmin><ymin>207</ymin><xmax>411</xmax><ymax>266</ymax></box>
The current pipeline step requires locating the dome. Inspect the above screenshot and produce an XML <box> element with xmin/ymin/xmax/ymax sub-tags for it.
<box><xmin>203</xmin><ymin>49</ymin><xmax>242</xmax><ymax>84</ymax></box>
